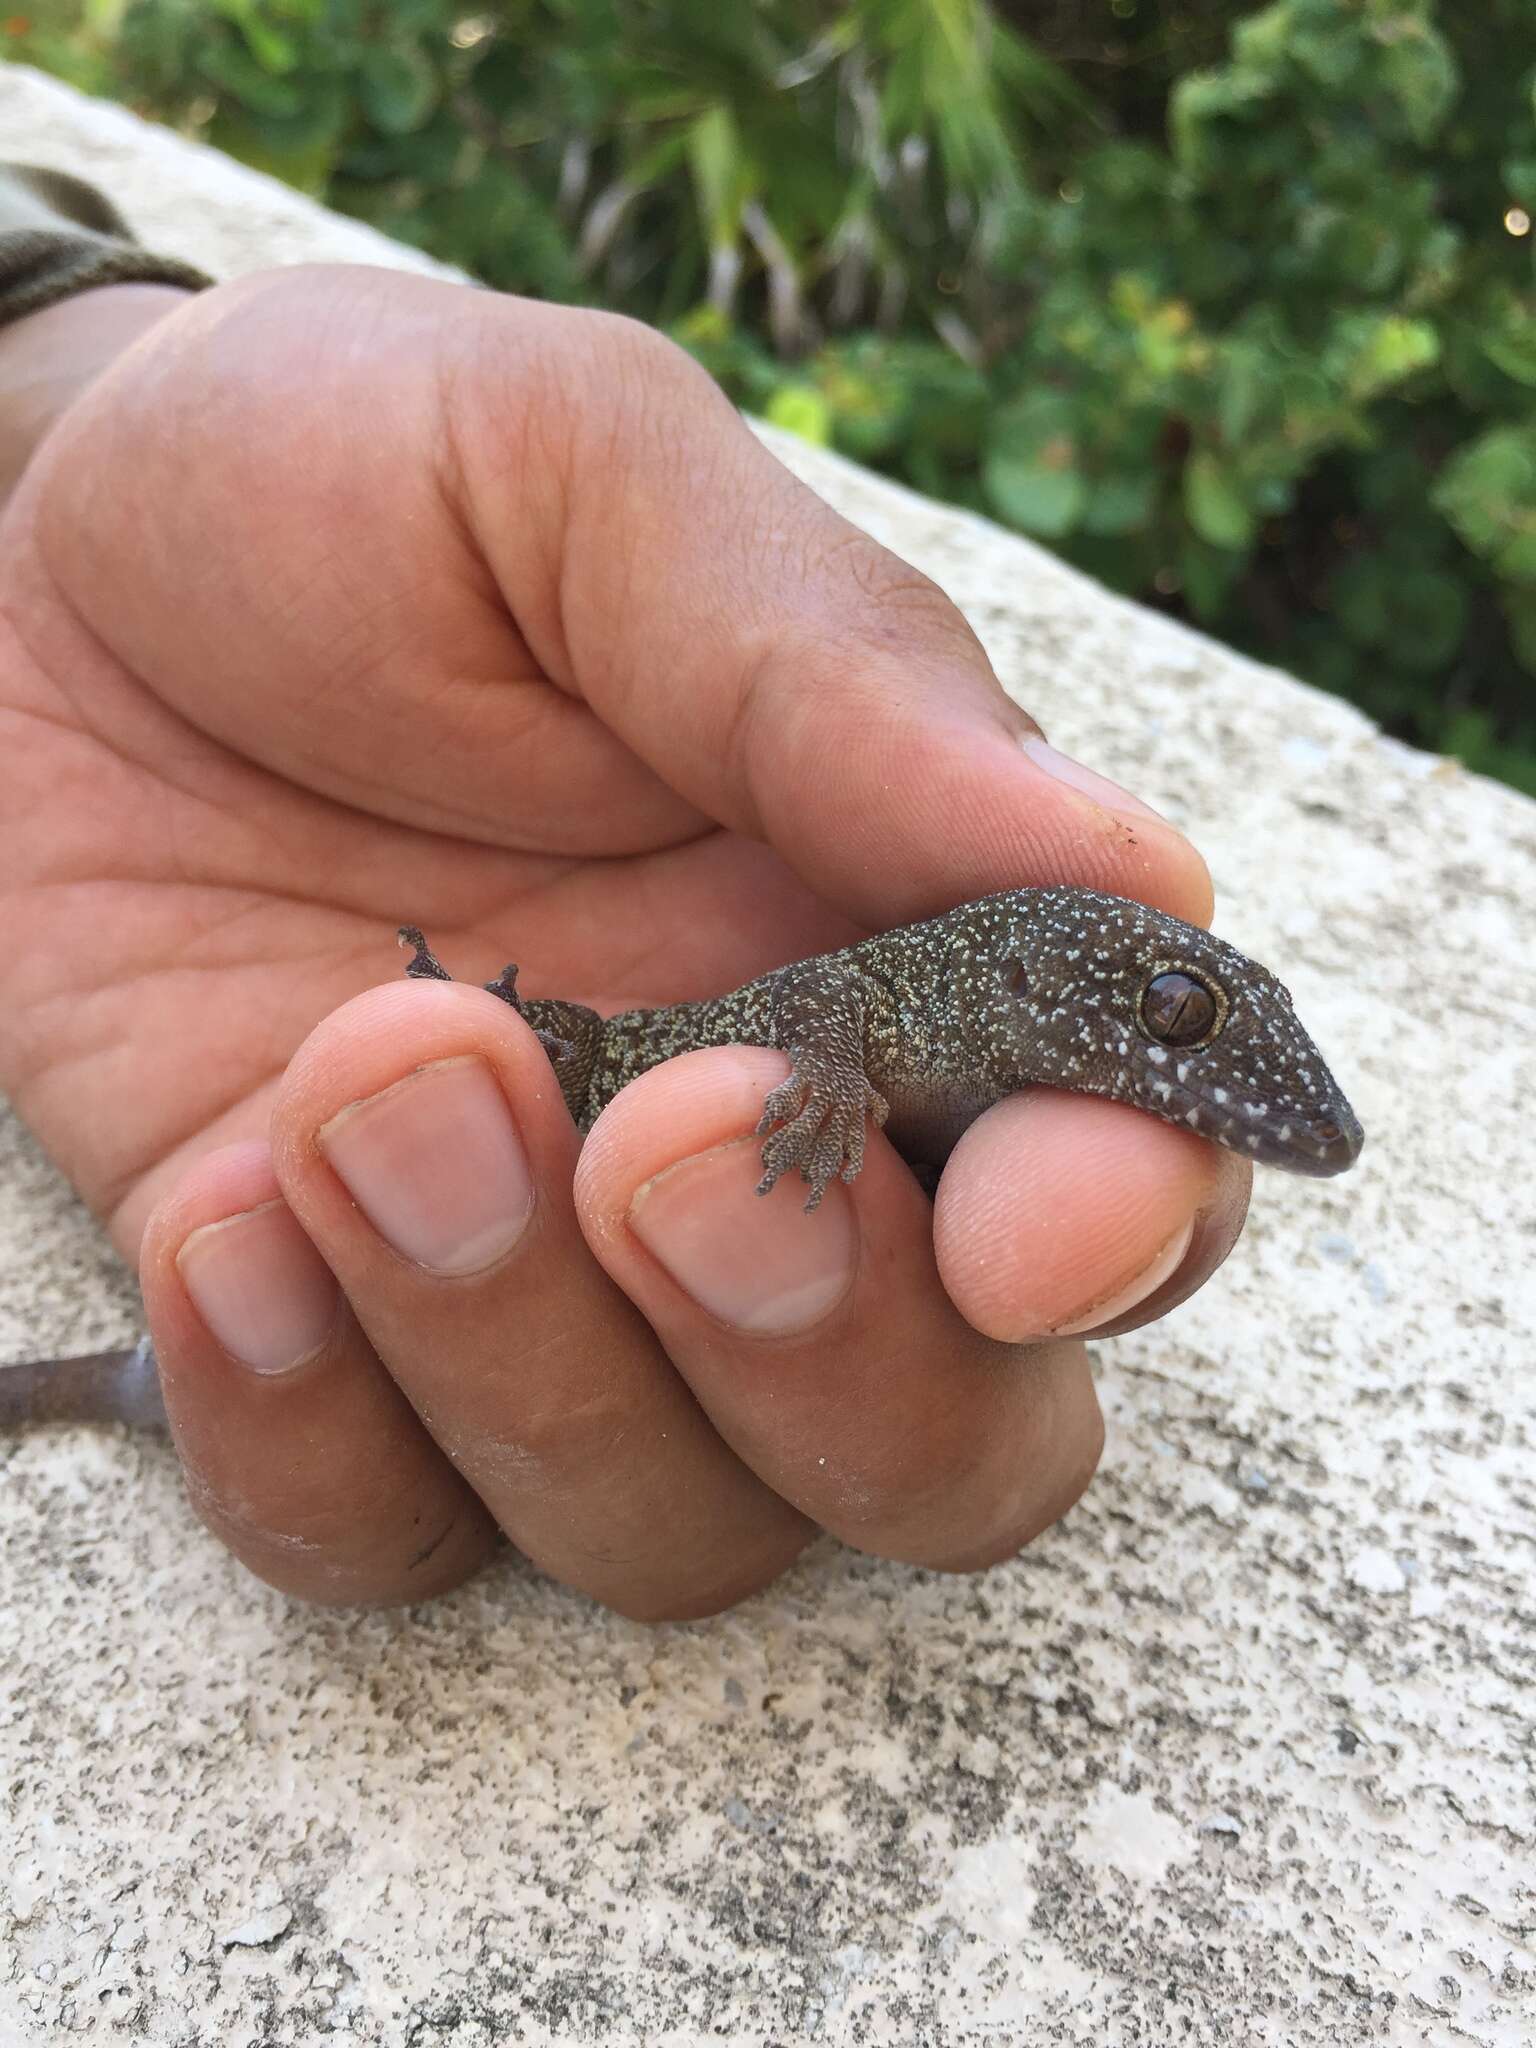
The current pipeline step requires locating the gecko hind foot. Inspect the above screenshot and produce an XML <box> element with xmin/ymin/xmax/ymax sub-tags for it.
<box><xmin>481</xmin><ymin>964</ymin><xmax>569</xmax><ymax>1067</ymax></box>
<box><xmin>399</xmin><ymin>933</ymin><xmax>540</xmax><ymax>1040</ymax></box>
<box><xmin>400</xmin><ymin>930</ymin><xmax>528</xmax><ymax>1019</ymax></box>
<box><xmin>399</xmin><ymin>926</ymin><xmax>452</xmax><ymax>982</ymax></box>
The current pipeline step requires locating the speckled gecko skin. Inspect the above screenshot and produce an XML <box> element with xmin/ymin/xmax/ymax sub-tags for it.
<box><xmin>401</xmin><ymin>887</ymin><xmax>1363</xmax><ymax>1210</ymax></box>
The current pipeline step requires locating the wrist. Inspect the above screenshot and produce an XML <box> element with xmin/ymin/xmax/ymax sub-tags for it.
<box><xmin>0</xmin><ymin>283</ymin><xmax>193</xmax><ymax>501</ymax></box>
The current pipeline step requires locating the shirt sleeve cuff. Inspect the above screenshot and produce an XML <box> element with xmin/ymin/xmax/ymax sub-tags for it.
<box><xmin>0</xmin><ymin>162</ymin><xmax>212</xmax><ymax>330</ymax></box>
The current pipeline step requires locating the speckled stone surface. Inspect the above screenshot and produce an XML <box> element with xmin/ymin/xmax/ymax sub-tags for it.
<box><xmin>2</xmin><ymin>63</ymin><xmax>1532</xmax><ymax>2048</ymax></box>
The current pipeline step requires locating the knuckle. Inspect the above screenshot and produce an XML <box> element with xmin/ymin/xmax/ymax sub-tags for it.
<box><xmin>560</xmin><ymin>308</ymin><xmax>728</xmax><ymax>460</ymax></box>
<box><xmin>571</xmin><ymin>305</ymin><xmax>702</xmax><ymax>384</ymax></box>
<box><xmin>803</xmin><ymin>530</ymin><xmax>984</xmax><ymax>661</ymax></box>
<box><xmin>455</xmin><ymin>299</ymin><xmax>725</xmax><ymax>501</ymax></box>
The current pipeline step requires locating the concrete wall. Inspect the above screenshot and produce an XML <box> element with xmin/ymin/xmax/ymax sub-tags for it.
<box><xmin>2</xmin><ymin>63</ymin><xmax>1531</xmax><ymax>2047</ymax></box>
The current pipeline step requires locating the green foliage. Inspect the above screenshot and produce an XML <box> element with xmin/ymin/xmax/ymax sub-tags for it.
<box><xmin>17</xmin><ymin>0</ymin><xmax>1536</xmax><ymax>794</ymax></box>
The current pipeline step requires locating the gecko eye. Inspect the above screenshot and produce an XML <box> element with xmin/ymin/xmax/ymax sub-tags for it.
<box><xmin>1139</xmin><ymin>968</ymin><xmax>1223</xmax><ymax>1048</ymax></box>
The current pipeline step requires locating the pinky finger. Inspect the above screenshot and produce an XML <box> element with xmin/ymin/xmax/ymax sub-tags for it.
<box><xmin>139</xmin><ymin>1140</ymin><xmax>497</xmax><ymax>1605</ymax></box>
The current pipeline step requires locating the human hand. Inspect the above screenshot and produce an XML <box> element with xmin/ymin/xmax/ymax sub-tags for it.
<box><xmin>0</xmin><ymin>267</ymin><xmax>1247</xmax><ymax>1615</ymax></box>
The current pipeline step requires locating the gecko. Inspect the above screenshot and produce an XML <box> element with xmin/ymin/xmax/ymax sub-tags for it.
<box><xmin>401</xmin><ymin>884</ymin><xmax>1363</xmax><ymax>1207</ymax></box>
<box><xmin>0</xmin><ymin>887</ymin><xmax>1361</xmax><ymax>1430</ymax></box>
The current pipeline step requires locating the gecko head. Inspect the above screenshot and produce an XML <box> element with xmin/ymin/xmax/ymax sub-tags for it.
<box><xmin>955</xmin><ymin>889</ymin><xmax>1364</xmax><ymax>1176</ymax></box>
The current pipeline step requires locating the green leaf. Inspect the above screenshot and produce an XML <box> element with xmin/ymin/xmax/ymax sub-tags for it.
<box><xmin>764</xmin><ymin>384</ymin><xmax>831</xmax><ymax>447</ymax></box>
<box><xmin>1332</xmin><ymin>555</ymin><xmax>1466</xmax><ymax>668</ymax></box>
<box><xmin>1289</xmin><ymin>23</ymin><xmax>1358</xmax><ymax>93</ymax></box>
<box><xmin>359</xmin><ymin>43</ymin><xmax>439</xmax><ymax>136</ymax></box>
<box><xmin>1218</xmin><ymin>345</ymin><xmax>1268</xmax><ymax>444</ymax></box>
<box><xmin>1434</xmin><ymin>427</ymin><xmax>1536</xmax><ymax>584</ymax></box>
<box><xmin>984</xmin><ymin>458</ymin><xmax>1085</xmax><ymax>538</ymax></box>
<box><xmin>209</xmin><ymin>0</ymin><xmax>297</xmax><ymax>75</ymax></box>
<box><xmin>1434</xmin><ymin>707</ymin><xmax>1536</xmax><ymax>798</ymax></box>
<box><xmin>688</xmin><ymin>104</ymin><xmax>753</xmax><ymax>252</ymax></box>
<box><xmin>982</xmin><ymin>392</ymin><xmax>1086</xmax><ymax>537</ymax></box>
<box><xmin>197</xmin><ymin>32</ymin><xmax>303</xmax><ymax>117</ymax></box>
<box><xmin>1336</xmin><ymin>313</ymin><xmax>1441</xmax><ymax>400</ymax></box>
<box><xmin>1479</xmin><ymin>294</ymin><xmax>1536</xmax><ymax>388</ymax></box>
<box><xmin>211</xmin><ymin>90</ymin><xmax>347</xmax><ymax>191</ymax></box>
<box><xmin>1178</xmin><ymin>533</ymin><xmax>1241</xmax><ymax>622</ymax></box>
<box><xmin>1331</xmin><ymin>556</ymin><xmax>1391</xmax><ymax>648</ymax></box>
<box><xmin>1377</xmin><ymin>18</ymin><xmax>1458</xmax><ymax>145</ymax></box>
<box><xmin>1169</xmin><ymin>65</ymin><xmax>1273</xmax><ymax>178</ymax></box>
<box><xmin>673</xmin><ymin>304</ymin><xmax>733</xmax><ymax>349</ymax></box>
<box><xmin>1080</xmin><ymin>471</ymin><xmax>1158</xmax><ymax>537</ymax></box>
<box><xmin>1230</xmin><ymin>3</ymin><xmax>1294</xmax><ymax>81</ymax></box>
<box><xmin>1183</xmin><ymin>451</ymin><xmax>1254</xmax><ymax>551</ymax></box>
<box><xmin>1133</xmin><ymin>302</ymin><xmax>1194</xmax><ymax>382</ymax></box>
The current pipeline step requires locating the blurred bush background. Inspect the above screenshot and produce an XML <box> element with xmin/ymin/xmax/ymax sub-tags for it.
<box><xmin>17</xmin><ymin>0</ymin><xmax>1536</xmax><ymax>792</ymax></box>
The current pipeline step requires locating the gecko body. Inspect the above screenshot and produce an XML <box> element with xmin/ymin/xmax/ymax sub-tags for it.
<box><xmin>401</xmin><ymin>886</ymin><xmax>1362</xmax><ymax>1209</ymax></box>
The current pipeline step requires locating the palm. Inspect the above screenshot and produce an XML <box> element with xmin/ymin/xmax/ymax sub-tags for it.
<box><xmin>0</xmin><ymin>273</ymin><xmax>860</xmax><ymax>1254</ymax></box>
<box><xmin>2</xmin><ymin>612</ymin><xmax>860</xmax><ymax>1257</ymax></box>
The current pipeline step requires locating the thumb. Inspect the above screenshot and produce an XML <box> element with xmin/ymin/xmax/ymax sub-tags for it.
<box><xmin>457</xmin><ymin>297</ymin><xmax>1213</xmax><ymax>930</ymax></box>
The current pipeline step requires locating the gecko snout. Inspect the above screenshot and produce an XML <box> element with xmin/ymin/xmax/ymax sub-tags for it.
<box><xmin>1129</xmin><ymin>1034</ymin><xmax>1364</xmax><ymax>1178</ymax></box>
<box><xmin>1181</xmin><ymin>1085</ymin><xmax>1363</xmax><ymax>1177</ymax></box>
<box><xmin>1272</xmin><ymin>1101</ymin><xmax>1365</xmax><ymax>1177</ymax></box>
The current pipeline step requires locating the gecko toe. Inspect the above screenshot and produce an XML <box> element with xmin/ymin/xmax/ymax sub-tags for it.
<box><xmin>755</xmin><ymin>1065</ymin><xmax>885</xmax><ymax>1210</ymax></box>
<box><xmin>756</xmin><ymin>1110</ymin><xmax>806</xmax><ymax>1192</ymax></box>
<box><xmin>757</xmin><ymin>1074</ymin><xmax>810</xmax><ymax>1136</ymax></box>
<box><xmin>803</xmin><ymin>1125</ymin><xmax>846</xmax><ymax>1207</ymax></box>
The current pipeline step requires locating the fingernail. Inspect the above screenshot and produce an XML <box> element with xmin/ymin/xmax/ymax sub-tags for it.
<box><xmin>177</xmin><ymin>1199</ymin><xmax>339</xmax><ymax>1375</ymax></box>
<box><xmin>1052</xmin><ymin>1217</ymin><xmax>1195</xmax><ymax>1336</ymax></box>
<box><xmin>1022</xmin><ymin>735</ymin><xmax>1168</xmax><ymax>823</ymax></box>
<box><xmin>319</xmin><ymin>1056</ymin><xmax>534</xmax><ymax>1275</ymax></box>
<box><xmin>628</xmin><ymin>1138</ymin><xmax>857</xmax><ymax>1335</ymax></box>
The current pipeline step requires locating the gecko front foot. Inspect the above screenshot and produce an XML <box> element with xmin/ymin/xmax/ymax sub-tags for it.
<box><xmin>755</xmin><ymin>1059</ymin><xmax>889</xmax><ymax>1212</ymax></box>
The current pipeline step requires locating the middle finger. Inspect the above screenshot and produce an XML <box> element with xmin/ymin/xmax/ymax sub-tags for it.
<box><xmin>268</xmin><ymin>978</ymin><xmax>813</xmax><ymax>1618</ymax></box>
